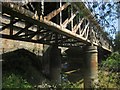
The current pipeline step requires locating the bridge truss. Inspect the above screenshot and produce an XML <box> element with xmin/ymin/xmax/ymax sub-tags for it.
<box><xmin>0</xmin><ymin>1</ymin><xmax>112</xmax><ymax>52</ymax></box>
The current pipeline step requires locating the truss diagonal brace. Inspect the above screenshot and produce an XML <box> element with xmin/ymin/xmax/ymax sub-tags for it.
<box><xmin>1</xmin><ymin>2</ymin><xmax>112</xmax><ymax>52</ymax></box>
<box><xmin>1</xmin><ymin>18</ymin><xmax>20</xmax><ymax>30</ymax></box>
<box><xmin>14</xmin><ymin>24</ymin><xmax>32</xmax><ymax>36</ymax></box>
<box><xmin>27</xmin><ymin>30</ymin><xmax>49</xmax><ymax>39</ymax></box>
<box><xmin>81</xmin><ymin>22</ymin><xmax>89</xmax><ymax>36</ymax></box>
<box><xmin>61</xmin><ymin>11</ymin><xmax>79</xmax><ymax>28</ymax></box>
<box><xmin>72</xmin><ymin>18</ymin><xmax>84</xmax><ymax>33</ymax></box>
<box><xmin>44</xmin><ymin>3</ymin><xmax>70</xmax><ymax>21</ymax></box>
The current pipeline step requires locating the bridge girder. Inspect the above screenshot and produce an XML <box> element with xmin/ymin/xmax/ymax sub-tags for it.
<box><xmin>0</xmin><ymin>2</ymin><xmax>113</xmax><ymax>52</ymax></box>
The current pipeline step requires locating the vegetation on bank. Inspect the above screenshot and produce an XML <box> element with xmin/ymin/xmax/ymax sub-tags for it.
<box><xmin>2</xmin><ymin>51</ymin><xmax>120</xmax><ymax>89</ymax></box>
<box><xmin>98</xmin><ymin>52</ymin><xmax>120</xmax><ymax>88</ymax></box>
<box><xmin>2</xmin><ymin>73</ymin><xmax>33</xmax><ymax>88</ymax></box>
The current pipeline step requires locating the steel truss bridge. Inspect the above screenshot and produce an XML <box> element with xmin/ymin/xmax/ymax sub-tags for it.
<box><xmin>0</xmin><ymin>1</ymin><xmax>113</xmax><ymax>52</ymax></box>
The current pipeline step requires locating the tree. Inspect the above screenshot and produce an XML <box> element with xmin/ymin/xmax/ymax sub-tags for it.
<box><xmin>86</xmin><ymin>1</ymin><xmax>120</xmax><ymax>37</ymax></box>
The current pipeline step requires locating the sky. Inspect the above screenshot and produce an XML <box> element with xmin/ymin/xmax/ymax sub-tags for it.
<box><xmin>84</xmin><ymin>0</ymin><xmax>120</xmax><ymax>38</ymax></box>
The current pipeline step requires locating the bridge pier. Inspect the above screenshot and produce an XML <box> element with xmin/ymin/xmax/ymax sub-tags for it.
<box><xmin>49</xmin><ymin>45</ymin><xmax>61</xmax><ymax>83</ymax></box>
<box><xmin>83</xmin><ymin>46</ymin><xmax>98</xmax><ymax>88</ymax></box>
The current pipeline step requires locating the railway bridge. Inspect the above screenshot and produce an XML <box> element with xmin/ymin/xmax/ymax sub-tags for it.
<box><xmin>0</xmin><ymin>1</ymin><xmax>113</xmax><ymax>88</ymax></box>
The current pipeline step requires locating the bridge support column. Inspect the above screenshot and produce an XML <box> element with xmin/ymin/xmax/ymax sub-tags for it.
<box><xmin>84</xmin><ymin>46</ymin><xmax>98</xmax><ymax>88</ymax></box>
<box><xmin>50</xmin><ymin>45</ymin><xmax>61</xmax><ymax>83</ymax></box>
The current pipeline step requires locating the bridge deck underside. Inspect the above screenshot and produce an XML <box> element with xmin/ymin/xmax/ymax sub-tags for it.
<box><xmin>0</xmin><ymin>2</ymin><xmax>112</xmax><ymax>52</ymax></box>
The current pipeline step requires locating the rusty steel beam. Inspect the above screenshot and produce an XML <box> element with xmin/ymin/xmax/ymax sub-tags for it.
<box><xmin>1</xmin><ymin>34</ymin><xmax>52</xmax><ymax>45</ymax></box>
<box><xmin>2</xmin><ymin>3</ymin><xmax>89</xmax><ymax>42</ymax></box>
<box><xmin>1</xmin><ymin>2</ymin><xmax>112</xmax><ymax>52</ymax></box>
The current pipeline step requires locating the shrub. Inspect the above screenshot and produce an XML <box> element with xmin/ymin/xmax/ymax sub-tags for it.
<box><xmin>2</xmin><ymin>73</ymin><xmax>33</xmax><ymax>88</ymax></box>
<box><xmin>101</xmin><ymin>52</ymin><xmax>120</xmax><ymax>72</ymax></box>
<box><xmin>98</xmin><ymin>52</ymin><xmax>120</xmax><ymax>88</ymax></box>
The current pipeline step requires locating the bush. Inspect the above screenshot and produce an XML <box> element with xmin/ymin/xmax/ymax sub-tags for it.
<box><xmin>101</xmin><ymin>52</ymin><xmax>120</xmax><ymax>72</ymax></box>
<box><xmin>2</xmin><ymin>73</ymin><xmax>33</xmax><ymax>88</ymax></box>
<box><xmin>37</xmin><ymin>80</ymin><xmax>83</xmax><ymax>89</ymax></box>
<box><xmin>98</xmin><ymin>52</ymin><xmax>120</xmax><ymax>88</ymax></box>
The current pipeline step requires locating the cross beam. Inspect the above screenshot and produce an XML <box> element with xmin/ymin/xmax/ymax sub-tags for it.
<box><xmin>0</xmin><ymin>2</ymin><xmax>113</xmax><ymax>52</ymax></box>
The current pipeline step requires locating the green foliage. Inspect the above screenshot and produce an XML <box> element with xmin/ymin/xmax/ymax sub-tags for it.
<box><xmin>36</xmin><ymin>73</ymin><xmax>83</xmax><ymax>89</ymax></box>
<box><xmin>98</xmin><ymin>52</ymin><xmax>120</xmax><ymax>88</ymax></box>
<box><xmin>36</xmin><ymin>80</ymin><xmax>83</xmax><ymax>89</ymax></box>
<box><xmin>2</xmin><ymin>73</ymin><xmax>33</xmax><ymax>88</ymax></box>
<box><xmin>60</xmin><ymin>80</ymin><xmax>83</xmax><ymax>88</ymax></box>
<box><xmin>101</xmin><ymin>52</ymin><xmax>120</xmax><ymax>71</ymax></box>
<box><xmin>98</xmin><ymin>70</ymin><xmax>119</xmax><ymax>88</ymax></box>
<box><xmin>2</xmin><ymin>49</ymin><xmax>120</xmax><ymax>89</ymax></box>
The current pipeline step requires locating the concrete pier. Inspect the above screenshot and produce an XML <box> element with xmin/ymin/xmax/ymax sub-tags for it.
<box><xmin>49</xmin><ymin>45</ymin><xmax>61</xmax><ymax>83</ymax></box>
<box><xmin>84</xmin><ymin>46</ymin><xmax>98</xmax><ymax>88</ymax></box>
